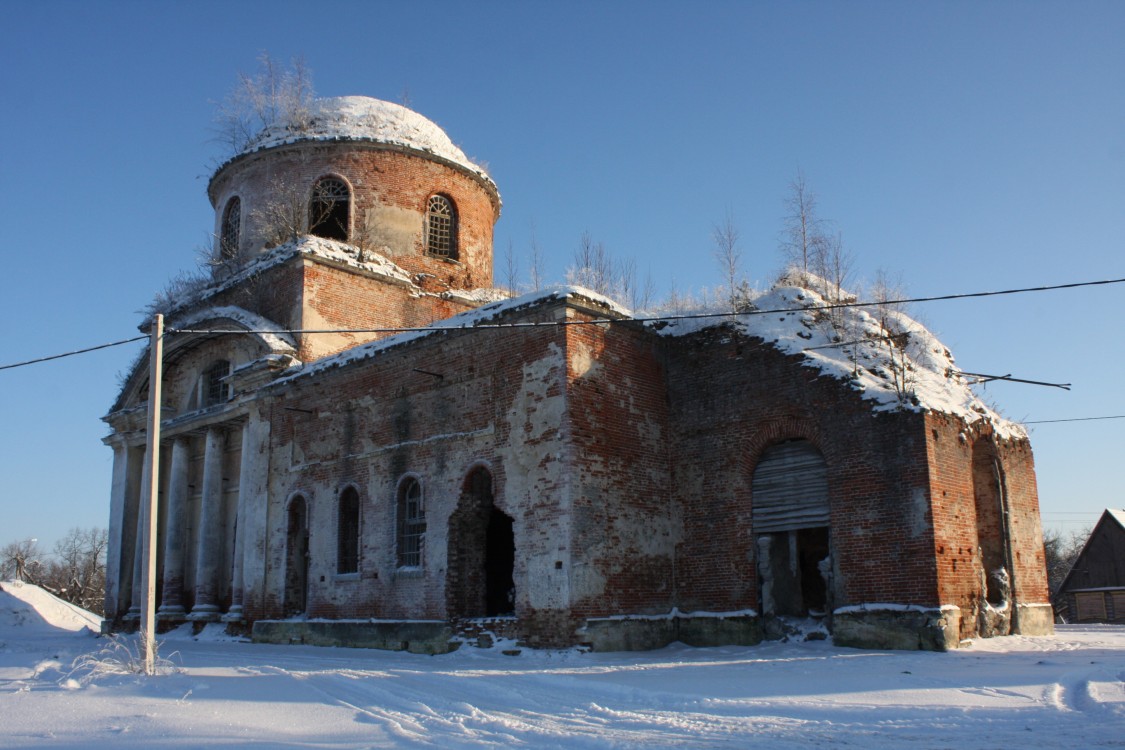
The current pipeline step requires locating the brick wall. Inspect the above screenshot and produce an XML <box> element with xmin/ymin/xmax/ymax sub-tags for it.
<box><xmin>927</xmin><ymin>414</ymin><xmax>1048</xmax><ymax>637</ymax></box>
<box><xmin>662</xmin><ymin>326</ymin><xmax>941</xmax><ymax>612</ymax></box>
<box><xmin>240</xmin><ymin>302</ymin><xmax>573</xmax><ymax>641</ymax></box>
<box><xmin>209</xmin><ymin>142</ymin><xmax>499</xmax><ymax>291</ymax></box>
<box><xmin>564</xmin><ymin>318</ymin><xmax>675</xmax><ymax>618</ymax></box>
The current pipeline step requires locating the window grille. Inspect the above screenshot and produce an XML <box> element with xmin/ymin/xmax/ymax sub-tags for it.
<box><xmin>337</xmin><ymin>487</ymin><xmax>360</xmax><ymax>574</ymax></box>
<box><xmin>220</xmin><ymin>197</ymin><xmax>241</xmax><ymax>258</ymax></box>
<box><xmin>425</xmin><ymin>195</ymin><xmax>457</xmax><ymax>260</ymax></box>
<box><xmin>397</xmin><ymin>478</ymin><xmax>425</xmax><ymax>568</ymax></box>
<box><xmin>201</xmin><ymin>360</ymin><xmax>231</xmax><ymax>407</ymax></box>
<box><xmin>309</xmin><ymin>177</ymin><xmax>350</xmax><ymax>241</ymax></box>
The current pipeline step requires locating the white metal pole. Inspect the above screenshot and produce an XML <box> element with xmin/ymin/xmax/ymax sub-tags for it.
<box><xmin>140</xmin><ymin>314</ymin><xmax>163</xmax><ymax>675</ymax></box>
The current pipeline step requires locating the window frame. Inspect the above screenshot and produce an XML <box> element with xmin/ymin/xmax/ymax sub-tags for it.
<box><xmin>308</xmin><ymin>176</ymin><xmax>352</xmax><ymax>242</ymax></box>
<box><xmin>200</xmin><ymin>360</ymin><xmax>232</xmax><ymax>408</ymax></box>
<box><xmin>336</xmin><ymin>485</ymin><xmax>361</xmax><ymax>576</ymax></box>
<box><xmin>424</xmin><ymin>194</ymin><xmax>458</xmax><ymax>261</ymax></box>
<box><xmin>396</xmin><ymin>476</ymin><xmax>426</xmax><ymax>570</ymax></box>
<box><xmin>219</xmin><ymin>196</ymin><xmax>241</xmax><ymax>259</ymax></box>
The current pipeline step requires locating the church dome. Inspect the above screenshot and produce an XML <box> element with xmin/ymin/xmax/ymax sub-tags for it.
<box><xmin>230</xmin><ymin>96</ymin><xmax>492</xmax><ymax>186</ymax></box>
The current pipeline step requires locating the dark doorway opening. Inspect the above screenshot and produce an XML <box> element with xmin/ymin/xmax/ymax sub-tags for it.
<box><xmin>284</xmin><ymin>496</ymin><xmax>309</xmax><ymax>616</ymax></box>
<box><xmin>758</xmin><ymin>527</ymin><xmax>831</xmax><ymax>617</ymax></box>
<box><xmin>796</xmin><ymin>527</ymin><xmax>830</xmax><ymax>615</ymax></box>
<box><xmin>485</xmin><ymin>509</ymin><xmax>515</xmax><ymax>616</ymax></box>
<box><xmin>447</xmin><ymin>468</ymin><xmax>516</xmax><ymax>619</ymax></box>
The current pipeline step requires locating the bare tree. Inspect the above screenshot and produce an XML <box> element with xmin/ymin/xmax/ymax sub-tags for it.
<box><xmin>528</xmin><ymin>223</ymin><xmax>545</xmax><ymax>292</ymax></box>
<box><xmin>1</xmin><ymin>538</ymin><xmax>43</xmax><ymax>583</ymax></box>
<box><xmin>780</xmin><ymin>169</ymin><xmax>827</xmax><ymax>279</ymax></box>
<box><xmin>713</xmin><ymin>211</ymin><xmax>748</xmax><ymax>312</ymax></box>
<box><xmin>635</xmin><ymin>265</ymin><xmax>657</xmax><ymax>313</ymax></box>
<box><xmin>618</xmin><ymin>256</ymin><xmax>636</xmax><ymax>310</ymax></box>
<box><xmin>502</xmin><ymin>238</ymin><xmax>520</xmax><ymax>296</ymax></box>
<box><xmin>569</xmin><ymin>231</ymin><xmax>616</xmax><ymax>296</ymax></box>
<box><xmin>249</xmin><ymin>174</ymin><xmax>310</xmax><ymax>249</ymax></box>
<box><xmin>214</xmin><ymin>53</ymin><xmax>316</xmax><ymax>156</ymax></box>
<box><xmin>811</xmin><ymin>230</ymin><xmax>855</xmax><ymax>331</ymax></box>
<box><xmin>869</xmin><ymin>269</ymin><xmax>907</xmax><ymax>332</ymax></box>
<box><xmin>867</xmin><ymin>269</ymin><xmax>920</xmax><ymax>403</ymax></box>
<box><xmin>40</xmin><ymin>528</ymin><xmax>108</xmax><ymax>614</ymax></box>
<box><xmin>141</xmin><ymin>267</ymin><xmax>213</xmax><ymax>317</ymax></box>
<box><xmin>1043</xmin><ymin>526</ymin><xmax>1088</xmax><ymax>618</ymax></box>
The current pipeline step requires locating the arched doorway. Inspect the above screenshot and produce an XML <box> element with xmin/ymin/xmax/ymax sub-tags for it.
<box><xmin>447</xmin><ymin>468</ymin><xmax>515</xmax><ymax>619</ymax></box>
<box><xmin>284</xmin><ymin>496</ymin><xmax>310</xmax><ymax>616</ymax></box>
<box><xmin>751</xmin><ymin>439</ymin><xmax>832</xmax><ymax>618</ymax></box>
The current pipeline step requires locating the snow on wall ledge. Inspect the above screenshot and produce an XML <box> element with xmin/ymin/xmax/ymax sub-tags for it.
<box><xmin>271</xmin><ymin>285</ymin><xmax>628</xmax><ymax>387</ymax></box>
<box><xmin>651</xmin><ymin>279</ymin><xmax>1026</xmax><ymax>440</ymax></box>
<box><xmin>149</xmin><ymin>236</ymin><xmax>416</xmax><ymax>325</ymax></box>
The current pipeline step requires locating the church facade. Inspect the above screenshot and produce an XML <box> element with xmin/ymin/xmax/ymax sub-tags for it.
<box><xmin>103</xmin><ymin>97</ymin><xmax>1053</xmax><ymax>651</ymax></box>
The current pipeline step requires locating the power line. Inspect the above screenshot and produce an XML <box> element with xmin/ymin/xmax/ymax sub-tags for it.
<box><xmin>0</xmin><ymin>335</ymin><xmax>148</xmax><ymax>372</ymax></box>
<box><xmin>1024</xmin><ymin>415</ymin><xmax>1125</xmax><ymax>425</ymax></box>
<box><xmin>169</xmin><ymin>274</ymin><xmax>1125</xmax><ymax>337</ymax></box>
<box><xmin>4</xmin><ymin>274</ymin><xmax>1124</xmax><ymax>372</ymax></box>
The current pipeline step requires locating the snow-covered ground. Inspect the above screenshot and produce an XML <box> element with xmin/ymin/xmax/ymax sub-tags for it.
<box><xmin>2</xmin><ymin>581</ymin><xmax>1122</xmax><ymax>749</ymax></box>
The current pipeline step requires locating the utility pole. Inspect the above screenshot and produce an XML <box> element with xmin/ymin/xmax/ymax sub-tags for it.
<box><xmin>140</xmin><ymin>314</ymin><xmax>163</xmax><ymax>675</ymax></box>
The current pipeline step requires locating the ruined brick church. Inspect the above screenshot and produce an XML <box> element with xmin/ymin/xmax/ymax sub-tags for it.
<box><xmin>103</xmin><ymin>96</ymin><xmax>1053</xmax><ymax>652</ymax></box>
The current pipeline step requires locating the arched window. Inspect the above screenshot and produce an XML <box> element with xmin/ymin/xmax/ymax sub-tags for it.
<box><xmin>309</xmin><ymin>177</ymin><xmax>350</xmax><ymax>241</ymax></box>
<box><xmin>425</xmin><ymin>194</ymin><xmax>458</xmax><ymax>260</ymax></box>
<box><xmin>201</xmin><ymin>360</ymin><xmax>231</xmax><ymax>407</ymax></box>
<box><xmin>285</xmin><ymin>495</ymin><xmax>309</xmax><ymax>615</ymax></box>
<box><xmin>397</xmin><ymin>477</ymin><xmax>425</xmax><ymax>568</ymax></box>
<box><xmin>220</xmin><ymin>196</ymin><xmax>241</xmax><ymax>259</ymax></box>
<box><xmin>337</xmin><ymin>486</ymin><xmax>360</xmax><ymax>574</ymax></box>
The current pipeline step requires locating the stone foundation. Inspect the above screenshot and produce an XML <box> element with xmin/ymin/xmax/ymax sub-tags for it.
<box><xmin>578</xmin><ymin>613</ymin><xmax>762</xmax><ymax>652</ymax></box>
<box><xmin>832</xmin><ymin>606</ymin><xmax>961</xmax><ymax>651</ymax></box>
<box><xmin>251</xmin><ymin>620</ymin><xmax>455</xmax><ymax>654</ymax></box>
<box><xmin>1014</xmin><ymin>603</ymin><xmax>1055</xmax><ymax>635</ymax></box>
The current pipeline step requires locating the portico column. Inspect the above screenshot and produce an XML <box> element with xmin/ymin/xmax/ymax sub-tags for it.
<box><xmin>126</xmin><ymin>494</ymin><xmax>146</xmax><ymax>620</ymax></box>
<box><xmin>190</xmin><ymin>426</ymin><xmax>225</xmax><ymax>620</ymax></box>
<box><xmin>224</xmin><ymin>425</ymin><xmax>253</xmax><ymax>621</ymax></box>
<box><xmin>104</xmin><ymin>442</ymin><xmax>130</xmax><ymax>621</ymax></box>
<box><xmin>158</xmin><ymin>436</ymin><xmax>191</xmax><ymax>618</ymax></box>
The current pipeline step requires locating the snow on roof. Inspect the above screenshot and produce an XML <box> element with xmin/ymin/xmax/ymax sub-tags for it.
<box><xmin>271</xmin><ymin>285</ymin><xmax>628</xmax><ymax>386</ymax></box>
<box><xmin>652</xmin><ymin>278</ymin><xmax>1026</xmax><ymax>439</ymax></box>
<box><xmin>169</xmin><ymin>306</ymin><xmax>297</xmax><ymax>354</ymax></box>
<box><xmin>229</xmin><ymin>96</ymin><xmax>494</xmax><ymax>188</ymax></box>
<box><xmin>153</xmin><ymin>236</ymin><xmax>414</xmax><ymax>324</ymax></box>
<box><xmin>1107</xmin><ymin>509</ymin><xmax>1125</xmax><ymax>528</ymax></box>
<box><xmin>269</xmin><ymin>276</ymin><xmax>1020</xmax><ymax>437</ymax></box>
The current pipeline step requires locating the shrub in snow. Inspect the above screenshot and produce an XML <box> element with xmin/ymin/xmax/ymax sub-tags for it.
<box><xmin>66</xmin><ymin>634</ymin><xmax>180</xmax><ymax>685</ymax></box>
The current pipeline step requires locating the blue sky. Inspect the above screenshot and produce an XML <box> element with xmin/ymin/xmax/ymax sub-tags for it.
<box><xmin>1</xmin><ymin>1</ymin><xmax>1122</xmax><ymax>552</ymax></box>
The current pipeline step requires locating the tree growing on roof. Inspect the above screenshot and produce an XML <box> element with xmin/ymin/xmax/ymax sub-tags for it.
<box><xmin>712</xmin><ymin>211</ymin><xmax>753</xmax><ymax>313</ymax></box>
<box><xmin>214</xmin><ymin>53</ymin><xmax>316</xmax><ymax>157</ymax></box>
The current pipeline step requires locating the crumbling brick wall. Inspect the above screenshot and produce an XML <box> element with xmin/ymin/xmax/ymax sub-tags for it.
<box><xmin>208</xmin><ymin>143</ymin><xmax>499</xmax><ymax>290</ymax></box>
<box><xmin>661</xmin><ymin>326</ymin><xmax>941</xmax><ymax>614</ymax></box>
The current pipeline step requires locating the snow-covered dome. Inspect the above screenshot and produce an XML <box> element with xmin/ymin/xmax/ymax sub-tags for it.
<box><xmin>232</xmin><ymin>96</ymin><xmax>491</xmax><ymax>184</ymax></box>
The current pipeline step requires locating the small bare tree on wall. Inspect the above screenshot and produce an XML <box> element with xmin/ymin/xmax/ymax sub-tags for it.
<box><xmin>713</xmin><ymin>211</ymin><xmax>753</xmax><ymax>312</ymax></box>
<box><xmin>780</xmin><ymin>169</ymin><xmax>826</xmax><ymax>279</ymax></box>
<box><xmin>250</xmin><ymin>176</ymin><xmax>311</xmax><ymax>249</ymax></box>
<box><xmin>214</xmin><ymin>53</ymin><xmax>316</xmax><ymax>157</ymax></box>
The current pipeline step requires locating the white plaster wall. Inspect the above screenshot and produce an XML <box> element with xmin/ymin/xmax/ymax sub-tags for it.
<box><xmin>498</xmin><ymin>342</ymin><xmax>573</xmax><ymax>612</ymax></box>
